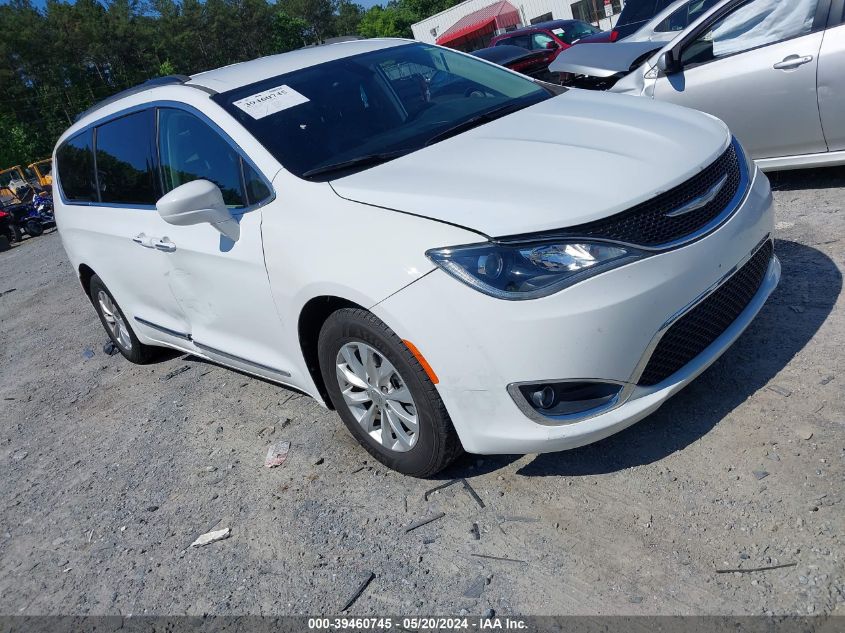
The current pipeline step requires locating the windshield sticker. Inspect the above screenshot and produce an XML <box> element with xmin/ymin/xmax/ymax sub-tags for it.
<box><xmin>552</xmin><ymin>28</ymin><xmax>566</xmax><ymax>36</ymax></box>
<box><xmin>233</xmin><ymin>85</ymin><xmax>309</xmax><ymax>119</ymax></box>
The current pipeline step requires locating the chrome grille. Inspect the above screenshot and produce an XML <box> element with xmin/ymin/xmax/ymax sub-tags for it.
<box><xmin>563</xmin><ymin>143</ymin><xmax>742</xmax><ymax>248</ymax></box>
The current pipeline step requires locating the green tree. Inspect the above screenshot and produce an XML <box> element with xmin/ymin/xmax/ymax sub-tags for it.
<box><xmin>0</xmin><ymin>114</ymin><xmax>39</xmax><ymax>167</ymax></box>
<box><xmin>404</xmin><ymin>0</ymin><xmax>463</xmax><ymax>21</ymax></box>
<box><xmin>334</xmin><ymin>0</ymin><xmax>364</xmax><ymax>36</ymax></box>
<box><xmin>158</xmin><ymin>59</ymin><xmax>177</xmax><ymax>76</ymax></box>
<box><xmin>0</xmin><ymin>0</ymin><xmax>434</xmax><ymax>165</ymax></box>
<box><xmin>278</xmin><ymin>0</ymin><xmax>337</xmax><ymax>42</ymax></box>
<box><xmin>358</xmin><ymin>2</ymin><xmax>415</xmax><ymax>38</ymax></box>
<box><xmin>273</xmin><ymin>9</ymin><xmax>309</xmax><ymax>52</ymax></box>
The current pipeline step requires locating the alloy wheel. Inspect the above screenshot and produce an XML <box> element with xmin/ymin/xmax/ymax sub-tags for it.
<box><xmin>97</xmin><ymin>290</ymin><xmax>133</xmax><ymax>352</ymax></box>
<box><xmin>335</xmin><ymin>341</ymin><xmax>419</xmax><ymax>452</ymax></box>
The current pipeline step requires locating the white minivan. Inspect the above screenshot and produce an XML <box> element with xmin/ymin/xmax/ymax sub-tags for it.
<box><xmin>54</xmin><ymin>39</ymin><xmax>779</xmax><ymax>476</ymax></box>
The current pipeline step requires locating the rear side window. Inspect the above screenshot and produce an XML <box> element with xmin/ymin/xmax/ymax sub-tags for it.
<box><xmin>497</xmin><ymin>34</ymin><xmax>531</xmax><ymax>48</ymax></box>
<box><xmin>95</xmin><ymin>109</ymin><xmax>159</xmax><ymax>205</ymax></box>
<box><xmin>158</xmin><ymin>108</ymin><xmax>248</xmax><ymax>208</ymax></box>
<box><xmin>56</xmin><ymin>130</ymin><xmax>97</xmax><ymax>202</ymax></box>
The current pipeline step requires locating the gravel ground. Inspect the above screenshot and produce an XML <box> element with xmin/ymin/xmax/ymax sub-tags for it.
<box><xmin>0</xmin><ymin>167</ymin><xmax>843</xmax><ymax>617</ymax></box>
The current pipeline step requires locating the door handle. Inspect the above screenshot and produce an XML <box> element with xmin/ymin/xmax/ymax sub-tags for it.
<box><xmin>153</xmin><ymin>237</ymin><xmax>176</xmax><ymax>253</ymax></box>
<box><xmin>773</xmin><ymin>55</ymin><xmax>813</xmax><ymax>70</ymax></box>
<box><xmin>131</xmin><ymin>233</ymin><xmax>155</xmax><ymax>248</ymax></box>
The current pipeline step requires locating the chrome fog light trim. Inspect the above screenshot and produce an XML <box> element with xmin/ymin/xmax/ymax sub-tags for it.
<box><xmin>507</xmin><ymin>380</ymin><xmax>627</xmax><ymax>425</ymax></box>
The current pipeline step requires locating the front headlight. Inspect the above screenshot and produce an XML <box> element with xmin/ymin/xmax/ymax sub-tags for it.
<box><xmin>426</xmin><ymin>240</ymin><xmax>645</xmax><ymax>300</ymax></box>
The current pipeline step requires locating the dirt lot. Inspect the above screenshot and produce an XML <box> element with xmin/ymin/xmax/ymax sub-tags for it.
<box><xmin>0</xmin><ymin>168</ymin><xmax>843</xmax><ymax>617</ymax></box>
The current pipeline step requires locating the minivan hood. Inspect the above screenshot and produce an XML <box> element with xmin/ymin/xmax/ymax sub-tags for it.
<box><xmin>331</xmin><ymin>89</ymin><xmax>730</xmax><ymax>238</ymax></box>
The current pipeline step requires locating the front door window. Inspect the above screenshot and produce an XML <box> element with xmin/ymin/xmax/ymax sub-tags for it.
<box><xmin>681</xmin><ymin>0</ymin><xmax>819</xmax><ymax>65</ymax></box>
<box><xmin>157</xmin><ymin>109</ymin><xmax>248</xmax><ymax>208</ymax></box>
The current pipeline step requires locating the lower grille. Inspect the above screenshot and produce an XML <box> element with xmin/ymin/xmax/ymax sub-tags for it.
<box><xmin>638</xmin><ymin>241</ymin><xmax>774</xmax><ymax>387</ymax></box>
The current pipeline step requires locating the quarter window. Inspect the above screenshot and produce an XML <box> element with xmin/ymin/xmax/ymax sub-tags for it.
<box><xmin>244</xmin><ymin>163</ymin><xmax>271</xmax><ymax>204</ymax></box>
<box><xmin>56</xmin><ymin>130</ymin><xmax>97</xmax><ymax>202</ymax></box>
<box><xmin>681</xmin><ymin>0</ymin><xmax>819</xmax><ymax>65</ymax></box>
<box><xmin>95</xmin><ymin>109</ymin><xmax>159</xmax><ymax>205</ymax></box>
<box><xmin>158</xmin><ymin>108</ymin><xmax>249</xmax><ymax>208</ymax></box>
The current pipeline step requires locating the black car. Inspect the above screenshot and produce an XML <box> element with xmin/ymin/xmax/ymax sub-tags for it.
<box><xmin>471</xmin><ymin>45</ymin><xmax>558</xmax><ymax>82</ymax></box>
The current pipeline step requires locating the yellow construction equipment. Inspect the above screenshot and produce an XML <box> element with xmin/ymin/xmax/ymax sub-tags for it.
<box><xmin>0</xmin><ymin>165</ymin><xmax>29</xmax><ymax>193</ymax></box>
<box><xmin>27</xmin><ymin>159</ymin><xmax>52</xmax><ymax>187</ymax></box>
<box><xmin>0</xmin><ymin>162</ymin><xmax>50</xmax><ymax>201</ymax></box>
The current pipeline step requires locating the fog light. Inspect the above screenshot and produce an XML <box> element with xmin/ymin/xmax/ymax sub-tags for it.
<box><xmin>531</xmin><ymin>386</ymin><xmax>556</xmax><ymax>410</ymax></box>
<box><xmin>509</xmin><ymin>380</ymin><xmax>624</xmax><ymax>422</ymax></box>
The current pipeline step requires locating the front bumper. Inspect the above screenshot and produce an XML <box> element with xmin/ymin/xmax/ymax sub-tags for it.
<box><xmin>373</xmin><ymin>167</ymin><xmax>778</xmax><ymax>454</ymax></box>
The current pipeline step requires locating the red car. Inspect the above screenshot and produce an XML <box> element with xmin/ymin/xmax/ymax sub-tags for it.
<box><xmin>489</xmin><ymin>19</ymin><xmax>601</xmax><ymax>60</ymax></box>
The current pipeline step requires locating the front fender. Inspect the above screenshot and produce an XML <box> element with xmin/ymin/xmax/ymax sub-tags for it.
<box><xmin>260</xmin><ymin>170</ymin><xmax>483</xmax><ymax>397</ymax></box>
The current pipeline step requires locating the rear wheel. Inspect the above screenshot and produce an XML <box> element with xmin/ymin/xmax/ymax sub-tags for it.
<box><xmin>318</xmin><ymin>308</ymin><xmax>462</xmax><ymax>477</ymax></box>
<box><xmin>89</xmin><ymin>275</ymin><xmax>156</xmax><ymax>364</ymax></box>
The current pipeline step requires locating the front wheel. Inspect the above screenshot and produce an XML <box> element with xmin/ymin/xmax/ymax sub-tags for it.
<box><xmin>318</xmin><ymin>308</ymin><xmax>462</xmax><ymax>477</ymax></box>
<box><xmin>25</xmin><ymin>220</ymin><xmax>43</xmax><ymax>237</ymax></box>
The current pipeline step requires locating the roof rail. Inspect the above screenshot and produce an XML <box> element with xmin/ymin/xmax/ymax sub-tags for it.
<box><xmin>73</xmin><ymin>74</ymin><xmax>193</xmax><ymax>123</ymax></box>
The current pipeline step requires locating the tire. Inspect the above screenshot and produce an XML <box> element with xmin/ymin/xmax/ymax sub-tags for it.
<box><xmin>89</xmin><ymin>275</ymin><xmax>156</xmax><ymax>364</ymax></box>
<box><xmin>0</xmin><ymin>235</ymin><xmax>9</xmax><ymax>252</ymax></box>
<box><xmin>318</xmin><ymin>308</ymin><xmax>462</xmax><ymax>477</ymax></box>
<box><xmin>25</xmin><ymin>220</ymin><xmax>43</xmax><ymax>237</ymax></box>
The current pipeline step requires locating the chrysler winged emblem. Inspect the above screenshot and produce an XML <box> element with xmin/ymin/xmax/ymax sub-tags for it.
<box><xmin>665</xmin><ymin>174</ymin><xmax>729</xmax><ymax>218</ymax></box>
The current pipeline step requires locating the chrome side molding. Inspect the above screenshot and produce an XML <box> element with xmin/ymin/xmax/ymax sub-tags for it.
<box><xmin>193</xmin><ymin>341</ymin><xmax>292</xmax><ymax>378</ymax></box>
<box><xmin>133</xmin><ymin>317</ymin><xmax>291</xmax><ymax>379</ymax></box>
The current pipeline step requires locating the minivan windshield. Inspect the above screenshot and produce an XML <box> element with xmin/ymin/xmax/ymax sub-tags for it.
<box><xmin>214</xmin><ymin>43</ymin><xmax>552</xmax><ymax>180</ymax></box>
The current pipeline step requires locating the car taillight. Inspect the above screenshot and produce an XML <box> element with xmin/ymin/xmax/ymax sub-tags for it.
<box><xmin>610</xmin><ymin>29</ymin><xmax>620</xmax><ymax>42</ymax></box>
<box><xmin>510</xmin><ymin>58</ymin><xmax>539</xmax><ymax>72</ymax></box>
<box><xmin>0</xmin><ymin>211</ymin><xmax>7</xmax><ymax>218</ymax></box>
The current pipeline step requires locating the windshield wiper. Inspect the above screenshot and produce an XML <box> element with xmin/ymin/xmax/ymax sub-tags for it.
<box><xmin>424</xmin><ymin>102</ymin><xmax>527</xmax><ymax>147</ymax></box>
<box><xmin>302</xmin><ymin>150</ymin><xmax>410</xmax><ymax>178</ymax></box>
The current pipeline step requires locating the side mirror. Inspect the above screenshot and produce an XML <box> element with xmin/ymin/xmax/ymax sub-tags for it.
<box><xmin>545</xmin><ymin>41</ymin><xmax>558</xmax><ymax>50</ymax></box>
<box><xmin>657</xmin><ymin>51</ymin><xmax>681</xmax><ymax>75</ymax></box>
<box><xmin>156</xmin><ymin>179</ymin><xmax>240</xmax><ymax>242</ymax></box>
